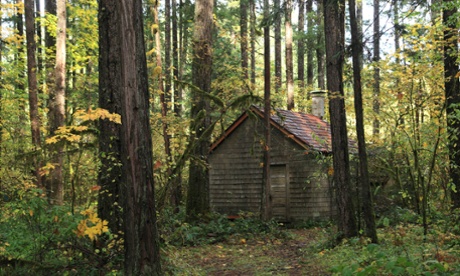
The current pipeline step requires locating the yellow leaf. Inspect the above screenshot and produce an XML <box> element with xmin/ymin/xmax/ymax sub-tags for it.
<box><xmin>29</xmin><ymin>209</ymin><xmax>34</xmax><ymax>216</ymax></box>
<box><xmin>153</xmin><ymin>66</ymin><xmax>162</xmax><ymax>77</ymax></box>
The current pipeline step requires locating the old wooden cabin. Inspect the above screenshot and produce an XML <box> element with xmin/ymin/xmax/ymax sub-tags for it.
<box><xmin>209</xmin><ymin>92</ymin><xmax>337</xmax><ymax>222</ymax></box>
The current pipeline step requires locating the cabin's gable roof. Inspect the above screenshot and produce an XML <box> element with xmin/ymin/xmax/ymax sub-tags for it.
<box><xmin>210</xmin><ymin>105</ymin><xmax>333</xmax><ymax>153</ymax></box>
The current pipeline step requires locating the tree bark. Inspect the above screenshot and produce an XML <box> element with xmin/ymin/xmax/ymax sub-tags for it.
<box><xmin>249</xmin><ymin>0</ymin><xmax>256</xmax><ymax>85</ymax></box>
<box><xmin>372</xmin><ymin>0</ymin><xmax>380</xmax><ymax>137</ymax></box>
<box><xmin>262</xmin><ymin>0</ymin><xmax>271</xmax><ymax>221</ymax></box>
<box><xmin>25</xmin><ymin>0</ymin><xmax>42</xmax><ymax>187</ymax></box>
<box><xmin>186</xmin><ymin>0</ymin><xmax>214</xmax><ymax>221</ymax></box>
<box><xmin>297</xmin><ymin>0</ymin><xmax>305</xmax><ymax>93</ymax></box>
<box><xmin>47</xmin><ymin>0</ymin><xmax>66</xmax><ymax>205</ymax></box>
<box><xmin>97</xmin><ymin>0</ymin><xmax>123</xmax><ymax>237</ymax></box>
<box><xmin>324</xmin><ymin>0</ymin><xmax>357</xmax><ymax>239</ymax></box>
<box><xmin>443</xmin><ymin>0</ymin><xmax>460</xmax><ymax>209</ymax></box>
<box><xmin>171</xmin><ymin>0</ymin><xmax>182</xmax><ymax>209</ymax></box>
<box><xmin>285</xmin><ymin>0</ymin><xmax>294</xmax><ymax>110</ymax></box>
<box><xmin>117</xmin><ymin>0</ymin><xmax>162</xmax><ymax>273</ymax></box>
<box><xmin>306</xmin><ymin>0</ymin><xmax>314</xmax><ymax>87</ymax></box>
<box><xmin>172</xmin><ymin>0</ymin><xmax>180</xmax><ymax>114</ymax></box>
<box><xmin>349</xmin><ymin>0</ymin><xmax>378</xmax><ymax>243</ymax></box>
<box><xmin>274</xmin><ymin>0</ymin><xmax>281</xmax><ymax>93</ymax></box>
<box><xmin>316</xmin><ymin>0</ymin><xmax>325</xmax><ymax>90</ymax></box>
<box><xmin>240</xmin><ymin>0</ymin><xmax>248</xmax><ymax>79</ymax></box>
<box><xmin>165</xmin><ymin>0</ymin><xmax>172</xmax><ymax>106</ymax></box>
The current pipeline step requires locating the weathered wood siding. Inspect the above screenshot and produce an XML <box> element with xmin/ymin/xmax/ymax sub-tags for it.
<box><xmin>209</xmin><ymin>114</ymin><xmax>334</xmax><ymax>221</ymax></box>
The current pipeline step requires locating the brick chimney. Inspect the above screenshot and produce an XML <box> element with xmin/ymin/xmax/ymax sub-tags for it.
<box><xmin>310</xmin><ymin>90</ymin><xmax>327</xmax><ymax>119</ymax></box>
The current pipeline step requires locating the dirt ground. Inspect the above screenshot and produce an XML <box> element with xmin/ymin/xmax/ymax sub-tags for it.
<box><xmin>169</xmin><ymin>228</ymin><xmax>331</xmax><ymax>275</ymax></box>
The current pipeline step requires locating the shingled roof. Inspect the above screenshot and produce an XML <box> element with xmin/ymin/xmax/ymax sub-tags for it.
<box><xmin>210</xmin><ymin>105</ymin><xmax>334</xmax><ymax>153</ymax></box>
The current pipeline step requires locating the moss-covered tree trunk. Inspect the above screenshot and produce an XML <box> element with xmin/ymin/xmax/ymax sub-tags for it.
<box><xmin>97</xmin><ymin>0</ymin><xmax>123</xmax><ymax>236</ymax></box>
<box><xmin>186</xmin><ymin>0</ymin><xmax>214</xmax><ymax>221</ymax></box>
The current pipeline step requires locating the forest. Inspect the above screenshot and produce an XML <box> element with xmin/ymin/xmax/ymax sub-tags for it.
<box><xmin>0</xmin><ymin>0</ymin><xmax>460</xmax><ymax>275</ymax></box>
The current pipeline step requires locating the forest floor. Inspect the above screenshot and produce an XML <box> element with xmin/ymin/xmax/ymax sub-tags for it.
<box><xmin>165</xmin><ymin>228</ymin><xmax>331</xmax><ymax>275</ymax></box>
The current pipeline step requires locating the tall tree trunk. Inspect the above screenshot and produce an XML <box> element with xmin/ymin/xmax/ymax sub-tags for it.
<box><xmin>35</xmin><ymin>0</ymin><xmax>43</xmax><ymax>75</ymax></box>
<box><xmin>97</xmin><ymin>0</ymin><xmax>123</xmax><ymax>237</ymax></box>
<box><xmin>443</xmin><ymin>0</ymin><xmax>460</xmax><ymax>209</ymax></box>
<box><xmin>118</xmin><ymin>0</ymin><xmax>162</xmax><ymax>273</ymax></box>
<box><xmin>349</xmin><ymin>0</ymin><xmax>378</xmax><ymax>243</ymax></box>
<box><xmin>170</xmin><ymin>0</ymin><xmax>182</xmax><ymax>209</ymax></box>
<box><xmin>324</xmin><ymin>0</ymin><xmax>357</xmax><ymax>239</ymax></box>
<box><xmin>297</xmin><ymin>0</ymin><xmax>305</xmax><ymax>94</ymax></box>
<box><xmin>15</xmin><ymin>0</ymin><xmax>27</xmax><ymax>144</ymax></box>
<box><xmin>274</xmin><ymin>0</ymin><xmax>281</xmax><ymax>93</ymax></box>
<box><xmin>25</xmin><ymin>0</ymin><xmax>42</xmax><ymax>187</ymax></box>
<box><xmin>165</xmin><ymin>0</ymin><xmax>172</xmax><ymax>106</ymax></box>
<box><xmin>393</xmin><ymin>0</ymin><xmax>404</xmax><ymax>124</ymax></box>
<box><xmin>306</xmin><ymin>0</ymin><xmax>314</xmax><ymax>87</ymax></box>
<box><xmin>240</xmin><ymin>0</ymin><xmax>248</xmax><ymax>79</ymax></box>
<box><xmin>262</xmin><ymin>0</ymin><xmax>271</xmax><ymax>221</ymax></box>
<box><xmin>285</xmin><ymin>0</ymin><xmax>294</xmax><ymax>110</ymax></box>
<box><xmin>47</xmin><ymin>0</ymin><xmax>65</xmax><ymax>205</ymax></box>
<box><xmin>153</xmin><ymin>0</ymin><xmax>174</xmax><ymax>210</ymax></box>
<box><xmin>316</xmin><ymin>0</ymin><xmax>325</xmax><ymax>90</ymax></box>
<box><xmin>172</xmin><ymin>0</ymin><xmax>180</xmax><ymax>114</ymax></box>
<box><xmin>16</xmin><ymin>0</ymin><xmax>25</xmax><ymax>95</ymax></box>
<box><xmin>249</xmin><ymin>0</ymin><xmax>256</xmax><ymax>85</ymax></box>
<box><xmin>372</xmin><ymin>0</ymin><xmax>380</xmax><ymax>137</ymax></box>
<box><xmin>186</xmin><ymin>0</ymin><xmax>214</xmax><ymax>221</ymax></box>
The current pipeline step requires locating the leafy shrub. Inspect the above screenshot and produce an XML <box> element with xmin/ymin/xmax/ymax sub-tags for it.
<box><xmin>158</xmin><ymin>208</ymin><xmax>287</xmax><ymax>246</ymax></box>
<box><xmin>0</xmin><ymin>185</ymin><xmax>122</xmax><ymax>275</ymax></box>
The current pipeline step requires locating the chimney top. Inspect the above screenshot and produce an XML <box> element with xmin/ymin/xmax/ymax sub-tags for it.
<box><xmin>310</xmin><ymin>90</ymin><xmax>327</xmax><ymax>119</ymax></box>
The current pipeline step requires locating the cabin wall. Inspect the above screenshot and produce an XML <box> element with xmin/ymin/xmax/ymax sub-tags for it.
<box><xmin>209</xmin><ymin>117</ymin><xmax>264</xmax><ymax>216</ymax></box>
<box><xmin>209</xmin><ymin>114</ymin><xmax>334</xmax><ymax>221</ymax></box>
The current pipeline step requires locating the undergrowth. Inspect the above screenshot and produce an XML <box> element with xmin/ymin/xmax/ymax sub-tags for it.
<box><xmin>158</xmin><ymin>207</ymin><xmax>288</xmax><ymax>246</ymax></box>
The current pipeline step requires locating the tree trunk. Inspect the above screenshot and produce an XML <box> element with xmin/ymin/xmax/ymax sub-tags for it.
<box><xmin>97</xmin><ymin>0</ymin><xmax>123</xmax><ymax>237</ymax></box>
<box><xmin>25</xmin><ymin>0</ymin><xmax>42</xmax><ymax>187</ymax></box>
<box><xmin>262</xmin><ymin>0</ymin><xmax>271</xmax><ymax>221</ymax></box>
<box><xmin>35</xmin><ymin>0</ymin><xmax>43</xmax><ymax>74</ymax></box>
<box><xmin>172</xmin><ymin>0</ymin><xmax>180</xmax><ymax>114</ymax></box>
<box><xmin>316</xmin><ymin>0</ymin><xmax>325</xmax><ymax>90</ymax></box>
<box><xmin>240</xmin><ymin>0</ymin><xmax>248</xmax><ymax>79</ymax></box>
<box><xmin>186</xmin><ymin>0</ymin><xmax>214</xmax><ymax>221</ymax></box>
<box><xmin>393</xmin><ymin>0</ymin><xmax>404</xmax><ymax>125</ymax></box>
<box><xmin>306</xmin><ymin>0</ymin><xmax>314</xmax><ymax>87</ymax></box>
<box><xmin>250</xmin><ymin>0</ymin><xmax>256</xmax><ymax>85</ymax></box>
<box><xmin>274</xmin><ymin>0</ymin><xmax>281</xmax><ymax>93</ymax></box>
<box><xmin>171</xmin><ymin>0</ymin><xmax>182</xmax><ymax>209</ymax></box>
<box><xmin>47</xmin><ymin>0</ymin><xmax>65</xmax><ymax>205</ymax></box>
<box><xmin>324</xmin><ymin>0</ymin><xmax>357</xmax><ymax>239</ymax></box>
<box><xmin>372</xmin><ymin>0</ymin><xmax>380</xmax><ymax>138</ymax></box>
<box><xmin>443</xmin><ymin>0</ymin><xmax>460</xmax><ymax>209</ymax></box>
<box><xmin>285</xmin><ymin>0</ymin><xmax>294</xmax><ymax>110</ymax></box>
<box><xmin>297</xmin><ymin>0</ymin><xmax>305</xmax><ymax>94</ymax></box>
<box><xmin>117</xmin><ymin>0</ymin><xmax>162</xmax><ymax>273</ymax></box>
<box><xmin>349</xmin><ymin>0</ymin><xmax>378</xmax><ymax>243</ymax></box>
<box><xmin>165</xmin><ymin>0</ymin><xmax>172</xmax><ymax>106</ymax></box>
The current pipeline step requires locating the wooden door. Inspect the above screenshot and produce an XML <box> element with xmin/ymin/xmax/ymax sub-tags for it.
<box><xmin>270</xmin><ymin>164</ymin><xmax>288</xmax><ymax>221</ymax></box>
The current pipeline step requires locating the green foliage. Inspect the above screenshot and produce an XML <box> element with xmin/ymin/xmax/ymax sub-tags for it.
<box><xmin>0</xmin><ymin>184</ymin><xmax>122</xmax><ymax>275</ymax></box>
<box><xmin>158</xmin><ymin>208</ymin><xmax>287</xmax><ymax>246</ymax></box>
<box><xmin>313</xmin><ymin>210</ymin><xmax>460</xmax><ymax>276</ymax></box>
